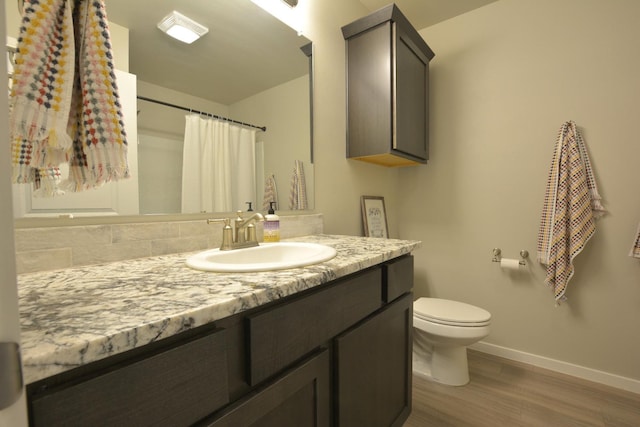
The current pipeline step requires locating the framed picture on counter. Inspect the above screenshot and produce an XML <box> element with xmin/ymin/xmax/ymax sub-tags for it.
<box><xmin>361</xmin><ymin>196</ymin><xmax>388</xmax><ymax>238</ymax></box>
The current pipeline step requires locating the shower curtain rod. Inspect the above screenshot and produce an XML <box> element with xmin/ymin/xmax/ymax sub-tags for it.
<box><xmin>136</xmin><ymin>95</ymin><xmax>267</xmax><ymax>132</ymax></box>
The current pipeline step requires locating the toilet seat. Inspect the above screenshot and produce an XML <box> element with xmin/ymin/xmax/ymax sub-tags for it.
<box><xmin>414</xmin><ymin>298</ymin><xmax>491</xmax><ymax>327</ymax></box>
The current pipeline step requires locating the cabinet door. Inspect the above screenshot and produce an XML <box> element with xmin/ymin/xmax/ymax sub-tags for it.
<box><xmin>335</xmin><ymin>293</ymin><xmax>413</xmax><ymax>427</ymax></box>
<box><xmin>394</xmin><ymin>25</ymin><xmax>429</xmax><ymax>161</ymax></box>
<box><xmin>202</xmin><ymin>349</ymin><xmax>330</xmax><ymax>427</ymax></box>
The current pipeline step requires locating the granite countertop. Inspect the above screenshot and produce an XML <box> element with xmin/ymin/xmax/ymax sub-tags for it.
<box><xmin>18</xmin><ymin>234</ymin><xmax>420</xmax><ymax>384</ymax></box>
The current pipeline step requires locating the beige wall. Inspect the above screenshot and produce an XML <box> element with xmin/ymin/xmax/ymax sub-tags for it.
<box><xmin>108</xmin><ymin>22</ymin><xmax>129</xmax><ymax>72</ymax></box>
<box><xmin>402</xmin><ymin>0</ymin><xmax>638</xmax><ymax>381</ymax></box>
<box><xmin>308</xmin><ymin>0</ymin><xmax>639</xmax><ymax>382</ymax></box>
<box><xmin>136</xmin><ymin>80</ymin><xmax>230</xmax><ymax>137</ymax></box>
<box><xmin>232</xmin><ymin>75</ymin><xmax>313</xmax><ymax>210</ymax></box>
<box><xmin>4</xmin><ymin>0</ymin><xmax>19</xmax><ymax>37</ymax></box>
<box><xmin>304</xmin><ymin>0</ymin><xmax>401</xmax><ymax>237</ymax></box>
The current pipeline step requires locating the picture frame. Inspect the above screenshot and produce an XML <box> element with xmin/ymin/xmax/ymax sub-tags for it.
<box><xmin>361</xmin><ymin>196</ymin><xmax>389</xmax><ymax>238</ymax></box>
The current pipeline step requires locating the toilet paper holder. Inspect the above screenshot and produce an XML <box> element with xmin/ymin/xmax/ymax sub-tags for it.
<box><xmin>492</xmin><ymin>248</ymin><xmax>528</xmax><ymax>265</ymax></box>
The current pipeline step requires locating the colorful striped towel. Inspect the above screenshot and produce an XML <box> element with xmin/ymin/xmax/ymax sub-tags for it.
<box><xmin>9</xmin><ymin>0</ymin><xmax>75</xmax><ymax>195</ymax></box>
<box><xmin>630</xmin><ymin>223</ymin><xmax>640</xmax><ymax>259</ymax></box>
<box><xmin>9</xmin><ymin>0</ymin><xmax>129</xmax><ymax>195</ymax></box>
<box><xmin>288</xmin><ymin>160</ymin><xmax>308</xmax><ymax>210</ymax></box>
<box><xmin>537</xmin><ymin>121</ymin><xmax>605</xmax><ymax>303</ymax></box>
<box><xmin>262</xmin><ymin>173</ymin><xmax>278</xmax><ymax>211</ymax></box>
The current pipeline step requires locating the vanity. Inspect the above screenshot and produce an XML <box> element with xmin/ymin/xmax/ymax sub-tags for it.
<box><xmin>18</xmin><ymin>235</ymin><xmax>419</xmax><ymax>427</ymax></box>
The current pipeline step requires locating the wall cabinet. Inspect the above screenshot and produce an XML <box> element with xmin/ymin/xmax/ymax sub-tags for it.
<box><xmin>27</xmin><ymin>255</ymin><xmax>414</xmax><ymax>427</ymax></box>
<box><xmin>342</xmin><ymin>5</ymin><xmax>435</xmax><ymax>167</ymax></box>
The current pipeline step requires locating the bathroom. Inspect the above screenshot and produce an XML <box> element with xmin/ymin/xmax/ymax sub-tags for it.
<box><xmin>2</xmin><ymin>0</ymin><xmax>639</xmax><ymax>425</ymax></box>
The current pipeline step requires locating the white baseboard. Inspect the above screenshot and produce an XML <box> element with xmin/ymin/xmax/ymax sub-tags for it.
<box><xmin>470</xmin><ymin>341</ymin><xmax>640</xmax><ymax>395</ymax></box>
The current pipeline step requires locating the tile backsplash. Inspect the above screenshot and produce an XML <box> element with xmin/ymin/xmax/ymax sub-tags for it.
<box><xmin>15</xmin><ymin>214</ymin><xmax>324</xmax><ymax>274</ymax></box>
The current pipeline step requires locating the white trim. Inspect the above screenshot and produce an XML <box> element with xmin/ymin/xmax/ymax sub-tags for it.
<box><xmin>470</xmin><ymin>341</ymin><xmax>640</xmax><ymax>395</ymax></box>
<box><xmin>1</xmin><ymin>0</ymin><xmax>28</xmax><ymax>422</ymax></box>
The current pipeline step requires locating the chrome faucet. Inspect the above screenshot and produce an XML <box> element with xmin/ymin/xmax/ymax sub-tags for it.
<box><xmin>208</xmin><ymin>211</ymin><xmax>264</xmax><ymax>251</ymax></box>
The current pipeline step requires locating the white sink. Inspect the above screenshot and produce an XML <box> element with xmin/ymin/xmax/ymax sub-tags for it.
<box><xmin>186</xmin><ymin>242</ymin><xmax>337</xmax><ymax>272</ymax></box>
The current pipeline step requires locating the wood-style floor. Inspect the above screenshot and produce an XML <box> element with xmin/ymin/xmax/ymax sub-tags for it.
<box><xmin>404</xmin><ymin>350</ymin><xmax>640</xmax><ymax>427</ymax></box>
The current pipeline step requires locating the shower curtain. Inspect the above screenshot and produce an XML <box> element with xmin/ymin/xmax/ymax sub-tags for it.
<box><xmin>181</xmin><ymin>115</ymin><xmax>256</xmax><ymax>213</ymax></box>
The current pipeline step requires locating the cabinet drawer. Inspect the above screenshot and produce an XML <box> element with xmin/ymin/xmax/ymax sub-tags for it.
<box><xmin>30</xmin><ymin>329</ymin><xmax>229</xmax><ymax>427</ymax></box>
<box><xmin>201</xmin><ymin>349</ymin><xmax>330</xmax><ymax>427</ymax></box>
<box><xmin>247</xmin><ymin>268</ymin><xmax>382</xmax><ymax>385</ymax></box>
<box><xmin>383</xmin><ymin>255</ymin><xmax>413</xmax><ymax>302</ymax></box>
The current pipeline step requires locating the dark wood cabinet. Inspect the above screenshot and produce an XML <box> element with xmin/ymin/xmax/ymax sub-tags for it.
<box><xmin>335</xmin><ymin>294</ymin><xmax>413</xmax><ymax>427</ymax></box>
<box><xmin>247</xmin><ymin>268</ymin><xmax>382</xmax><ymax>385</ymax></box>
<box><xmin>342</xmin><ymin>4</ymin><xmax>435</xmax><ymax>167</ymax></box>
<box><xmin>202</xmin><ymin>349</ymin><xmax>330</xmax><ymax>427</ymax></box>
<box><xmin>27</xmin><ymin>256</ymin><xmax>414</xmax><ymax>427</ymax></box>
<box><xmin>29</xmin><ymin>328</ymin><xmax>229</xmax><ymax>427</ymax></box>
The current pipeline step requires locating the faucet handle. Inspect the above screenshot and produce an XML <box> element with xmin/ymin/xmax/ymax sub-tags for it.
<box><xmin>234</xmin><ymin>211</ymin><xmax>246</xmax><ymax>243</ymax></box>
<box><xmin>245</xmin><ymin>223</ymin><xmax>257</xmax><ymax>243</ymax></box>
<box><xmin>207</xmin><ymin>218</ymin><xmax>234</xmax><ymax>250</ymax></box>
<box><xmin>207</xmin><ymin>218</ymin><xmax>226</xmax><ymax>225</ymax></box>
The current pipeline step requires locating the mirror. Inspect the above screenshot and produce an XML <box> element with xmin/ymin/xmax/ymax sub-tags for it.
<box><xmin>8</xmin><ymin>0</ymin><xmax>313</xmax><ymax>221</ymax></box>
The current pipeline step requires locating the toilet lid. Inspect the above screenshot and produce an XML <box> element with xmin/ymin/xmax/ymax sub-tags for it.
<box><xmin>414</xmin><ymin>298</ymin><xmax>491</xmax><ymax>326</ymax></box>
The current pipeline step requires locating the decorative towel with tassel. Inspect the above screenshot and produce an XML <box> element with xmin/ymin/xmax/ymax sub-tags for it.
<box><xmin>9</xmin><ymin>0</ymin><xmax>129</xmax><ymax>196</ymax></box>
<box><xmin>537</xmin><ymin>121</ymin><xmax>605</xmax><ymax>303</ymax></box>
<box><xmin>288</xmin><ymin>160</ymin><xmax>308</xmax><ymax>210</ymax></box>
<box><xmin>630</xmin><ymin>223</ymin><xmax>640</xmax><ymax>259</ymax></box>
<box><xmin>262</xmin><ymin>173</ymin><xmax>278</xmax><ymax>211</ymax></box>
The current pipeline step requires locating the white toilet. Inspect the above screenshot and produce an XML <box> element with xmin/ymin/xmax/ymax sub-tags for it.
<box><xmin>413</xmin><ymin>297</ymin><xmax>491</xmax><ymax>386</ymax></box>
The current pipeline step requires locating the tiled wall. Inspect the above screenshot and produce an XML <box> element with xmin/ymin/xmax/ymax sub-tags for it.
<box><xmin>15</xmin><ymin>214</ymin><xmax>324</xmax><ymax>274</ymax></box>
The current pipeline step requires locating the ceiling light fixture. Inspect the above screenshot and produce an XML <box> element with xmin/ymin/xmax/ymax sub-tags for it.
<box><xmin>251</xmin><ymin>0</ymin><xmax>303</xmax><ymax>35</ymax></box>
<box><xmin>157</xmin><ymin>11</ymin><xmax>209</xmax><ymax>44</ymax></box>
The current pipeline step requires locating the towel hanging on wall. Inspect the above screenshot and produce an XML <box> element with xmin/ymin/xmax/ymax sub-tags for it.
<box><xmin>630</xmin><ymin>223</ymin><xmax>640</xmax><ymax>259</ymax></box>
<box><xmin>288</xmin><ymin>160</ymin><xmax>308</xmax><ymax>210</ymax></box>
<box><xmin>9</xmin><ymin>0</ymin><xmax>129</xmax><ymax>196</ymax></box>
<box><xmin>537</xmin><ymin>121</ymin><xmax>605</xmax><ymax>303</ymax></box>
<box><xmin>263</xmin><ymin>174</ymin><xmax>278</xmax><ymax>211</ymax></box>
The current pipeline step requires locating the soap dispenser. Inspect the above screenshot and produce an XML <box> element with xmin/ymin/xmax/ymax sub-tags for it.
<box><xmin>264</xmin><ymin>202</ymin><xmax>280</xmax><ymax>242</ymax></box>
